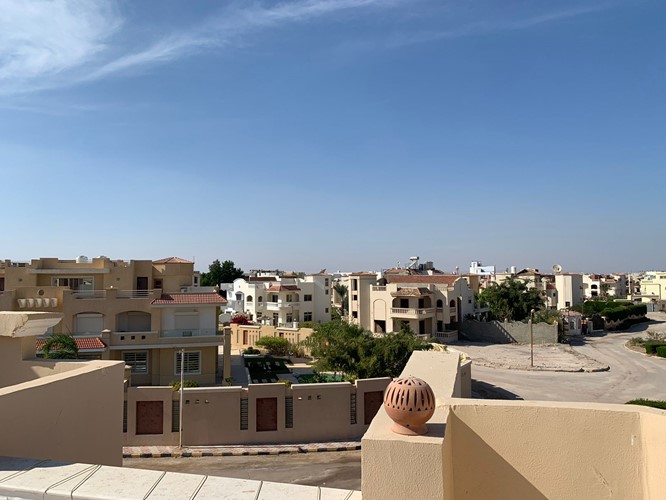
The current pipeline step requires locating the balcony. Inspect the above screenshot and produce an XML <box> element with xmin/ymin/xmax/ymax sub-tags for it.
<box><xmin>372</xmin><ymin>286</ymin><xmax>387</xmax><ymax>292</ymax></box>
<box><xmin>160</xmin><ymin>328</ymin><xmax>219</xmax><ymax>338</ymax></box>
<box><xmin>391</xmin><ymin>307</ymin><xmax>436</xmax><ymax>319</ymax></box>
<box><xmin>117</xmin><ymin>289</ymin><xmax>152</xmax><ymax>299</ymax></box>
<box><xmin>72</xmin><ymin>290</ymin><xmax>106</xmax><ymax>299</ymax></box>
<box><xmin>265</xmin><ymin>301</ymin><xmax>300</xmax><ymax>311</ymax></box>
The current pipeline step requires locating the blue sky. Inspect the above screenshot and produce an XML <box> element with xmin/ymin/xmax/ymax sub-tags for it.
<box><xmin>1</xmin><ymin>0</ymin><xmax>664</xmax><ymax>274</ymax></box>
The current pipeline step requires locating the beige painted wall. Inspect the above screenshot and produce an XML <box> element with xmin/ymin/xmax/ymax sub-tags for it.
<box><xmin>0</xmin><ymin>359</ymin><xmax>125</xmax><ymax>466</ymax></box>
<box><xmin>125</xmin><ymin>377</ymin><xmax>390</xmax><ymax>446</ymax></box>
<box><xmin>230</xmin><ymin>324</ymin><xmax>314</xmax><ymax>349</ymax></box>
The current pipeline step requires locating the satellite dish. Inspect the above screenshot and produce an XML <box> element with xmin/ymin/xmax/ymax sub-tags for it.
<box><xmin>553</xmin><ymin>264</ymin><xmax>563</xmax><ymax>273</ymax></box>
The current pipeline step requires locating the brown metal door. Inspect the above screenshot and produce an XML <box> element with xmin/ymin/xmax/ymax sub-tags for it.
<box><xmin>136</xmin><ymin>401</ymin><xmax>163</xmax><ymax>435</ymax></box>
<box><xmin>256</xmin><ymin>397</ymin><xmax>278</xmax><ymax>432</ymax></box>
<box><xmin>364</xmin><ymin>391</ymin><xmax>384</xmax><ymax>425</ymax></box>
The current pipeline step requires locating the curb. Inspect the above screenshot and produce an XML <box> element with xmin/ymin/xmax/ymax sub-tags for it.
<box><xmin>123</xmin><ymin>444</ymin><xmax>361</xmax><ymax>459</ymax></box>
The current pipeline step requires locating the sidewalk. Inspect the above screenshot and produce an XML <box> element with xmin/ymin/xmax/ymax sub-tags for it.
<box><xmin>123</xmin><ymin>441</ymin><xmax>361</xmax><ymax>459</ymax></box>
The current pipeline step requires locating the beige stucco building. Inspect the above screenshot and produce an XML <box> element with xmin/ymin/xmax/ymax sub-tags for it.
<box><xmin>342</xmin><ymin>271</ymin><xmax>474</xmax><ymax>338</ymax></box>
<box><xmin>639</xmin><ymin>271</ymin><xmax>666</xmax><ymax>303</ymax></box>
<box><xmin>0</xmin><ymin>256</ymin><xmax>227</xmax><ymax>386</ymax></box>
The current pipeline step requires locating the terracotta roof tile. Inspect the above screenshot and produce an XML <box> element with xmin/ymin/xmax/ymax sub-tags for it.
<box><xmin>387</xmin><ymin>275</ymin><xmax>459</xmax><ymax>285</ymax></box>
<box><xmin>153</xmin><ymin>257</ymin><xmax>193</xmax><ymax>264</ymax></box>
<box><xmin>36</xmin><ymin>337</ymin><xmax>106</xmax><ymax>352</ymax></box>
<box><xmin>265</xmin><ymin>285</ymin><xmax>301</xmax><ymax>291</ymax></box>
<box><xmin>151</xmin><ymin>293</ymin><xmax>228</xmax><ymax>305</ymax></box>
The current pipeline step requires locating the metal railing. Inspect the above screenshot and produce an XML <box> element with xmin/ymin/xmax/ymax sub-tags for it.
<box><xmin>72</xmin><ymin>290</ymin><xmax>106</xmax><ymax>299</ymax></box>
<box><xmin>372</xmin><ymin>286</ymin><xmax>387</xmax><ymax>291</ymax></box>
<box><xmin>160</xmin><ymin>328</ymin><xmax>219</xmax><ymax>338</ymax></box>
<box><xmin>117</xmin><ymin>289</ymin><xmax>152</xmax><ymax>298</ymax></box>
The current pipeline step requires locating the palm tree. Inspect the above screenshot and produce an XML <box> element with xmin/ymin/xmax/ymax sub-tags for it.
<box><xmin>333</xmin><ymin>283</ymin><xmax>349</xmax><ymax>315</ymax></box>
<box><xmin>41</xmin><ymin>333</ymin><xmax>79</xmax><ymax>359</ymax></box>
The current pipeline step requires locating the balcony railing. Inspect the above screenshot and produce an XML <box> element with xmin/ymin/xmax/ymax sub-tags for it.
<box><xmin>265</xmin><ymin>301</ymin><xmax>300</xmax><ymax>311</ymax></box>
<box><xmin>160</xmin><ymin>328</ymin><xmax>219</xmax><ymax>338</ymax></box>
<box><xmin>72</xmin><ymin>290</ymin><xmax>106</xmax><ymax>299</ymax></box>
<box><xmin>391</xmin><ymin>307</ymin><xmax>436</xmax><ymax>316</ymax></box>
<box><xmin>117</xmin><ymin>289</ymin><xmax>152</xmax><ymax>299</ymax></box>
<box><xmin>372</xmin><ymin>286</ymin><xmax>387</xmax><ymax>292</ymax></box>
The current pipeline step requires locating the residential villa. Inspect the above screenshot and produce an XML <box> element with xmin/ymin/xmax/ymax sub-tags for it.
<box><xmin>226</xmin><ymin>272</ymin><xmax>332</xmax><ymax>326</ymax></box>
<box><xmin>638</xmin><ymin>270</ymin><xmax>666</xmax><ymax>304</ymax></box>
<box><xmin>341</xmin><ymin>270</ymin><xmax>475</xmax><ymax>339</ymax></box>
<box><xmin>0</xmin><ymin>256</ymin><xmax>228</xmax><ymax>386</ymax></box>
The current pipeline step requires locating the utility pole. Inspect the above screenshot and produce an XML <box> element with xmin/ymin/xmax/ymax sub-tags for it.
<box><xmin>530</xmin><ymin>309</ymin><xmax>535</xmax><ymax>368</ymax></box>
<box><xmin>179</xmin><ymin>348</ymin><xmax>184</xmax><ymax>448</ymax></box>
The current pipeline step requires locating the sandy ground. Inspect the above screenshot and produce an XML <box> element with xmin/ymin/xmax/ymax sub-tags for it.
<box><xmin>451</xmin><ymin>342</ymin><xmax>609</xmax><ymax>372</ymax></box>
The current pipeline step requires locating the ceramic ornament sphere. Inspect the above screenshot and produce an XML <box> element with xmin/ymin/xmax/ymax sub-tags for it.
<box><xmin>383</xmin><ymin>376</ymin><xmax>436</xmax><ymax>435</ymax></box>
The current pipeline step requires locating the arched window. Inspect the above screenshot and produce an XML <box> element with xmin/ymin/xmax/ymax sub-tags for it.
<box><xmin>258</xmin><ymin>296</ymin><xmax>263</xmax><ymax>303</ymax></box>
<box><xmin>247</xmin><ymin>295</ymin><xmax>253</xmax><ymax>303</ymax></box>
<box><xmin>449</xmin><ymin>300</ymin><xmax>456</xmax><ymax>307</ymax></box>
<box><xmin>436</xmin><ymin>299</ymin><xmax>443</xmax><ymax>308</ymax></box>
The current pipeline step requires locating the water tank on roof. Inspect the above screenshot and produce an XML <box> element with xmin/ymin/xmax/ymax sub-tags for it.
<box><xmin>510</xmin><ymin>266</ymin><xmax>517</xmax><ymax>274</ymax></box>
<box><xmin>76</xmin><ymin>255</ymin><xmax>89</xmax><ymax>263</ymax></box>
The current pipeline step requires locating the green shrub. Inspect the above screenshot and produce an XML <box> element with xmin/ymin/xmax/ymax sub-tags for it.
<box><xmin>626</xmin><ymin>399</ymin><xmax>666</xmax><ymax>410</ymax></box>
<box><xmin>170</xmin><ymin>379</ymin><xmax>199</xmax><ymax>390</ymax></box>
<box><xmin>244</xmin><ymin>346</ymin><xmax>260</xmax><ymax>355</ymax></box>
<box><xmin>628</xmin><ymin>337</ymin><xmax>646</xmax><ymax>346</ymax></box>
<box><xmin>657</xmin><ymin>346</ymin><xmax>666</xmax><ymax>358</ymax></box>
<box><xmin>256</xmin><ymin>337</ymin><xmax>292</xmax><ymax>356</ymax></box>
<box><xmin>645</xmin><ymin>342</ymin><xmax>666</xmax><ymax>354</ymax></box>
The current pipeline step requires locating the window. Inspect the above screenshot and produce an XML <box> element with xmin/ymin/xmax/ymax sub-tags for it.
<box><xmin>247</xmin><ymin>295</ymin><xmax>253</xmax><ymax>303</ymax></box>
<box><xmin>325</xmin><ymin>308</ymin><xmax>329</xmax><ymax>313</ymax></box>
<box><xmin>325</xmin><ymin>290</ymin><xmax>329</xmax><ymax>295</ymax></box>
<box><xmin>286</xmin><ymin>294</ymin><xmax>293</xmax><ymax>302</ymax></box>
<box><xmin>352</xmin><ymin>311</ymin><xmax>358</xmax><ymax>318</ymax></box>
<box><xmin>304</xmin><ymin>294</ymin><xmax>313</xmax><ymax>302</ymax></box>
<box><xmin>258</xmin><ymin>296</ymin><xmax>263</xmax><ymax>303</ymax></box>
<box><xmin>52</xmin><ymin>277</ymin><xmax>94</xmax><ymax>291</ymax></box>
<box><xmin>175</xmin><ymin>351</ymin><xmax>201</xmax><ymax>375</ymax></box>
<box><xmin>325</xmin><ymin>278</ymin><xmax>329</xmax><ymax>286</ymax></box>
<box><xmin>123</xmin><ymin>351</ymin><xmax>148</xmax><ymax>374</ymax></box>
<box><xmin>304</xmin><ymin>312</ymin><xmax>313</xmax><ymax>322</ymax></box>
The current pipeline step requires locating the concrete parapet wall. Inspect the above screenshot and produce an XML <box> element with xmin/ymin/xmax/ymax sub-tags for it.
<box><xmin>0</xmin><ymin>360</ymin><xmax>125</xmax><ymax>466</ymax></box>
<box><xmin>462</xmin><ymin>319</ymin><xmax>557</xmax><ymax>344</ymax></box>
<box><xmin>125</xmin><ymin>377</ymin><xmax>391</xmax><ymax>446</ymax></box>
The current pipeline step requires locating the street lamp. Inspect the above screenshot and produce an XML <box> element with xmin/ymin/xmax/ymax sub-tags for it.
<box><xmin>530</xmin><ymin>309</ymin><xmax>535</xmax><ymax>368</ymax></box>
<box><xmin>179</xmin><ymin>348</ymin><xmax>184</xmax><ymax>448</ymax></box>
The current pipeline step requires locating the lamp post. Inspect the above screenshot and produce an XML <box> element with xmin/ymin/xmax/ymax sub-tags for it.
<box><xmin>179</xmin><ymin>348</ymin><xmax>184</xmax><ymax>448</ymax></box>
<box><xmin>530</xmin><ymin>309</ymin><xmax>535</xmax><ymax>368</ymax></box>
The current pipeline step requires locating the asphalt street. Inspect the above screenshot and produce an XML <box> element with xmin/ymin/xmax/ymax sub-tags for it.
<box><xmin>472</xmin><ymin>313</ymin><xmax>666</xmax><ymax>403</ymax></box>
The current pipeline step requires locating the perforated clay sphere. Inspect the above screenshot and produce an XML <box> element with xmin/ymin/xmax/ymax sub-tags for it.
<box><xmin>383</xmin><ymin>376</ymin><xmax>436</xmax><ymax>435</ymax></box>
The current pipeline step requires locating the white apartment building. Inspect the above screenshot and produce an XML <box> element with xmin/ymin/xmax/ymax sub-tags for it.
<box><xmin>229</xmin><ymin>273</ymin><xmax>331</xmax><ymax>326</ymax></box>
<box><xmin>342</xmin><ymin>272</ymin><xmax>474</xmax><ymax>338</ymax></box>
<box><xmin>555</xmin><ymin>273</ymin><xmax>584</xmax><ymax>310</ymax></box>
<box><xmin>639</xmin><ymin>271</ymin><xmax>666</xmax><ymax>303</ymax></box>
<box><xmin>582</xmin><ymin>274</ymin><xmax>628</xmax><ymax>299</ymax></box>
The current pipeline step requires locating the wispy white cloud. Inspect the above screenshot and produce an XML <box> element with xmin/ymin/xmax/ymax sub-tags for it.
<box><xmin>0</xmin><ymin>0</ymin><xmax>403</xmax><ymax>97</ymax></box>
<box><xmin>0</xmin><ymin>0</ymin><xmax>121</xmax><ymax>92</ymax></box>
<box><xmin>386</xmin><ymin>3</ymin><xmax>611</xmax><ymax>48</ymax></box>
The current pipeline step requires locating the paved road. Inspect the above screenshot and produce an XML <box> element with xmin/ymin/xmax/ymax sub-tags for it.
<box><xmin>124</xmin><ymin>451</ymin><xmax>361</xmax><ymax>491</ymax></box>
<box><xmin>472</xmin><ymin>313</ymin><xmax>666</xmax><ymax>404</ymax></box>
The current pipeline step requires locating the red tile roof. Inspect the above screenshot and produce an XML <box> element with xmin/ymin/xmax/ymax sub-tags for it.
<box><xmin>265</xmin><ymin>285</ymin><xmax>301</xmax><ymax>291</ymax></box>
<box><xmin>36</xmin><ymin>337</ymin><xmax>106</xmax><ymax>352</ymax></box>
<box><xmin>153</xmin><ymin>257</ymin><xmax>193</xmax><ymax>264</ymax></box>
<box><xmin>387</xmin><ymin>275</ymin><xmax>460</xmax><ymax>285</ymax></box>
<box><xmin>151</xmin><ymin>293</ymin><xmax>228</xmax><ymax>305</ymax></box>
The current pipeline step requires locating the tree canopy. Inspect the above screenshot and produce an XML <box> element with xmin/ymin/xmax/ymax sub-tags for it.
<box><xmin>302</xmin><ymin>320</ymin><xmax>431</xmax><ymax>380</ymax></box>
<box><xmin>41</xmin><ymin>333</ymin><xmax>78</xmax><ymax>359</ymax></box>
<box><xmin>200</xmin><ymin>259</ymin><xmax>244</xmax><ymax>286</ymax></box>
<box><xmin>477</xmin><ymin>278</ymin><xmax>544</xmax><ymax>322</ymax></box>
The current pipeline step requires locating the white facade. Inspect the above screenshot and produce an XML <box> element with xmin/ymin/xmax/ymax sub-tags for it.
<box><xmin>555</xmin><ymin>274</ymin><xmax>584</xmax><ymax>310</ymax></box>
<box><xmin>230</xmin><ymin>274</ymin><xmax>331</xmax><ymax>326</ymax></box>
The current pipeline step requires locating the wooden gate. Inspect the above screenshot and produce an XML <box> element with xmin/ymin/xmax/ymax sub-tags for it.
<box><xmin>364</xmin><ymin>391</ymin><xmax>384</xmax><ymax>425</ymax></box>
<box><xmin>136</xmin><ymin>401</ymin><xmax>163</xmax><ymax>435</ymax></box>
<box><xmin>256</xmin><ymin>397</ymin><xmax>278</xmax><ymax>432</ymax></box>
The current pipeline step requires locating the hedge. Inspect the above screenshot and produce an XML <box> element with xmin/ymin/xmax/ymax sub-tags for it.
<box><xmin>603</xmin><ymin>304</ymin><xmax>647</xmax><ymax>322</ymax></box>
<box><xmin>657</xmin><ymin>346</ymin><xmax>666</xmax><ymax>358</ymax></box>
<box><xmin>626</xmin><ymin>399</ymin><xmax>666</xmax><ymax>410</ymax></box>
<box><xmin>645</xmin><ymin>342</ymin><xmax>666</xmax><ymax>354</ymax></box>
